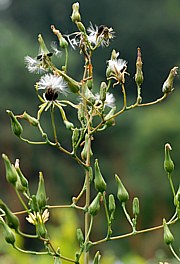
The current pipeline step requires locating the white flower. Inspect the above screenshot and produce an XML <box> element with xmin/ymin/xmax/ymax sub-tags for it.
<box><xmin>26</xmin><ymin>209</ymin><xmax>49</xmax><ymax>225</ymax></box>
<box><xmin>24</xmin><ymin>56</ymin><xmax>47</xmax><ymax>74</ymax></box>
<box><xmin>95</xmin><ymin>92</ymin><xmax>115</xmax><ymax>108</ymax></box>
<box><xmin>108</xmin><ymin>55</ymin><xmax>127</xmax><ymax>74</ymax></box>
<box><xmin>37</xmin><ymin>74</ymin><xmax>68</xmax><ymax>101</ymax></box>
<box><xmin>87</xmin><ymin>23</ymin><xmax>114</xmax><ymax>47</ymax></box>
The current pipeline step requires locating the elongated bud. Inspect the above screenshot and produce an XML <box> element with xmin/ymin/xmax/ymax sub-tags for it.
<box><xmin>174</xmin><ymin>185</ymin><xmax>180</xmax><ymax>207</ymax></box>
<box><xmin>29</xmin><ymin>195</ymin><xmax>39</xmax><ymax>212</ymax></box>
<box><xmin>76</xmin><ymin>228</ymin><xmax>84</xmax><ymax>245</ymax></box>
<box><xmin>100</xmin><ymin>82</ymin><xmax>107</xmax><ymax>102</ymax></box>
<box><xmin>0</xmin><ymin>200</ymin><xmax>20</xmax><ymax>231</ymax></box>
<box><xmin>89</xmin><ymin>166</ymin><xmax>93</xmax><ymax>182</ymax></box>
<box><xmin>162</xmin><ymin>66</ymin><xmax>178</xmax><ymax>94</ymax></box>
<box><xmin>64</xmin><ymin>120</ymin><xmax>74</xmax><ymax>130</ymax></box>
<box><xmin>6</xmin><ymin>110</ymin><xmax>23</xmax><ymax>137</ymax></box>
<box><xmin>81</xmin><ymin>134</ymin><xmax>93</xmax><ymax>161</ymax></box>
<box><xmin>163</xmin><ymin>219</ymin><xmax>174</xmax><ymax>245</ymax></box>
<box><xmin>108</xmin><ymin>194</ymin><xmax>116</xmax><ymax>219</ymax></box>
<box><xmin>92</xmin><ymin>251</ymin><xmax>101</xmax><ymax>264</ymax></box>
<box><xmin>164</xmin><ymin>143</ymin><xmax>174</xmax><ymax>174</ymax></box>
<box><xmin>135</xmin><ymin>47</ymin><xmax>144</xmax><ymax>86</ymax></box>
<box><xmin>2</xmin><ymin>154</ymin><xmax>18</xmax><ymax>186</ymax></box>
<box><xmin>87</xmin><ymin>79</ymin><xmax>93</xmax><ymax>90</ymax></box>
<box><xmin>76</xmin><ymin>22</ymin><xmax>86</xmax><ymax>33</ymax></box>
<box><xmin>21</xmin><ymin>112</ymin><xmax>39</xmax><ymax>126</ymax></box>
<box><xmin>71</xmin><ymin>2</ymin><xmax>81</xmax><ymax>23</ymax></box>
<box><xmin>51</xmin><ymin>25</ymin><xmax>68</xmax><ymax>49</ymax></box>
<box><xmin>94</xmin><ymin>159</ymin><xmax>107</xmax><ymax>193</ymax></box>
<box><xmin>133</xmin><ymin>197</ymin><xmax>140</xmax><ymax>217</ymax></box>
<box><xmin>89</xmin><ymin>193</ymin><xmax>101</xmax><ymax>216</ymax></box>
<box><xmin>15</xmin><ymin>159</ymin><xmax>29</xmax><ymax>191</ymax></box>
<box><xmin>38</xmin><ymin>34</ymin><xmax>50</xmax><ymax>55</ymax></box>
<box><xmin>36</xmin><ymin>172</ymin><xmax>47</xmax><ymax>210</ymax></box>
<box><xmin>115</xmin><ymin>174</ymin><xmax>129</xmax><ymax>203</ymax></box>
<box><xmin>72</xmin><ymin>128</ymin><xmax>80</xmax><ymax>147</ymax></box>
<box><xmin>0</xmin><ymin>218</ymin><xmax>16</xmax><ymax>245</ymax></box>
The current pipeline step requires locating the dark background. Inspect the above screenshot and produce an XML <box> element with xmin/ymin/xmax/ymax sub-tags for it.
<box><xmin>0</xmin><ymin>0</ymin><xmax>180</xmax><ymax>263</ymax></box>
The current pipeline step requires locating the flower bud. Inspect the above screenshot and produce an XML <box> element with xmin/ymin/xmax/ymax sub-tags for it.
<box><xmin>133</xmin><ymin>197</ymin><xmax>140</xmax><ymax>217</ymax></box>
<box><xmin>174</xmin><ymin>185</ymin><xmax>180</xmax><ymax>207</ymax></box>
<box><xmin>21</xmin><ymin>112</ymin><xmax>39</xmax><ymax>126</ymax></box>
<box><xmin>89</xmin><ymin>166</ymin><xmax>93</xmax><ymax>182</ymax></box>
<box><xmin>6</xmin><ymin>110</ymin><xmax>23</xmax><ymax>137</ymax></box>
<box><xmin>135</xmin><ymin>47</ymin><xmax>144</xmax><ymax>86</ymax></box>
<box><xmin>164</xmin><ymin>143</ymin><xmax>174</xmax><ymax>174</ymax></box>
<box><xmin>0</xmin><ymin>199</ymin><xmax>20</xmax><ymax>231</ymax></box>
<box><xmin>38</xmin><ymin>34</ymin><xmax>50</xmax><ymax>55</ymax></box>
<box><xmin>81</xmin><ymin>134</ymin><xmax>93</xmax><ymax>161</ymax></box>
<box><xmin>100</xmin><ymin>82</ymin><xmax>107</xmax><ymax>102</ymax></box>
<box><xmin>2</xmin><ymin>154</ymin><xmax>18</xmax><ymax>186</ymax></box>
<box><xmin>72</xmin><ymin>128</ymin><xmax>80</xmax><ymax>148</ymax></box>
<box><xmin>162</xmin><ymin>66</ymin><xmax>178</xmax><ymax>94</ymax></box>
<box><xmin>92</xmin><ymin>251</ymin><xmax>101</xmax><ymax>264</ymax></box>
<box><xmin>76</xmin><ymin>228</ymin><xmax>84</xmax><ymax>245</ymax></box>
<box><xmin>15</xmin><ymin>159</ymin><xmax>29</xmax><ymax>191</ymax></box>
<box><xmin>36</xmin><ymin>172</ymin><xmax>47</xmax><ymax>210</ymax></box>
<box><xmin>51</xmin><ymin>25</ymin><xmax>68</xmax><ymax>49</ymax></box>
<box><xmin>108</xmin><ymin>194</ymin><xmax>116</xmax><ymax>219</ymax></box>
<box><xmin>29</xmin><ymin>195</ymin><xmax>39</xmax><ymax>212</ymax></box>
<box><xmin>94</xmin><ymin>159</ymin><xmax>107</xmax><ymax>193</ymax></box>
<box><xmin>88</xmin><ymin>193</ymin><xmax>101</xmax><ymax>216</ymax></box>
<box><xmin>163</xmin><ymin>218</ymin><xmax>174</xmax><ymax>245</ymax></box>
<box><xmin>0</xmin><ymin>218</ymin><xmax>16</xmax><ymax>245</ymax></box>
<box><xmin>76</xmin><ymin>22</ymin><xmax>86</xmax><ymax>33</ymax></box>
<box><xmin>64</xmin><ymin>120</ymin><xmax>74</xmax><ymax>130</ymax></box>
<box><xmin>87</xmin><ymin>79</ymin><xmax>93</xmax><ymax>90</ymax></box>
<box><xmin>71</xmin><ymin>2</ymin><xmax>81</xmax><ymax>23</ymax></box>
<box><xmin>115</xmin><ymin>174</ymin><xmax>129</xmax><ymax>203</ymax></box>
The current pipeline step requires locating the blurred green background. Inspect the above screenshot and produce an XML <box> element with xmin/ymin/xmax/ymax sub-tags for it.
<box><xmin>0</xmin><ymin>0</ymin><xmax>180</xmax><ymax>263</ymax></box>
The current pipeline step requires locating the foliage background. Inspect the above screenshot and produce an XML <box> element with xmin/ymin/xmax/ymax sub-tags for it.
<box><xmin>0</xmin><ymin>0</ymin><xmax>180</xmax><ymax>263</ymax></box>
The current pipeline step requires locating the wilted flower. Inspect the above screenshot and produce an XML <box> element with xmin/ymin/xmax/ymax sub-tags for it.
<box><xmin>37</xmin><ymin>73</ymin><xmax>68</xmax><ymax>101</ymax></box>
<box><xmin>95</xmin><ymin>92</ymin><xmax>115</xmax><ymax>108</ymax></box>
<box><xmin>87</xmin><ymin>23</ymin><xmax>114</xmax><ymax>47</ymax></box>
<box><xmin>107</xmin><ymin>52</ymin><xmax>128</xmax><ymax>85</ymax></box>
<box><xmin>24</xmin><ymin>56</ymin><xmax>48</xmax><ymax>74</ymax></box>
<box><xmin>26</xmin><ymin>209</ymin><xmax>49</xmax><ymax>225</ymax></box>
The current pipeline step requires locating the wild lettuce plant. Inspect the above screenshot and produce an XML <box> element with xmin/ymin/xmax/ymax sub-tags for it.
<box><xmin>0</xmin><ymin>2</ymin><xmax>179</xmax><ymax>264</ymax></box>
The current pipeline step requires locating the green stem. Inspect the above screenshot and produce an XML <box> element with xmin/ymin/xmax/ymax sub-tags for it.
<box><xmin>15</xmin><ymin>189</ymin><xmax>29</xmax><ymax>212</ymax></box>
<box><xmin>13</xmin><ymin>244</ymin><xmax>50</xmax><ymax>255</ymax></box>
<box><xmin>122</xmin><ymin>202</ymin><xmax>134</xmax><ymax>229</ymax></box>
<box><xmin>168</xmin><ymin>173</ymin><xmax>176</xmax><ymax>197</ymax></box>
<box><xmin>102</xmin><ymin>193</ymin><xmax>111</xmax><ymax>236</ymax></box>
<box><xmin>169</xmin><ymin>244</ymin><xmax>180</xmax><ymax>262</ymax></box>
<box><xmin>50</xmin><ymin>105</ymin><xmax>58</xmax><ymax>143</ymax></box>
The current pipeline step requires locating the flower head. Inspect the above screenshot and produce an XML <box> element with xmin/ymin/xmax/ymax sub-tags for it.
<box><xmin>37</xmin><ymin>74</ymin><xmax>68</xmax><ymax>101</ymax></box>
<box><xmin>26</xmin><ymin>209</ymin><xmax>49</xmax><ymax>225</ymax></box>
<box><xmin>24</xmin><ymin>56</ymin><xmax>48</xmax><ymax>74</ymax></box>
<box><xmin>107</xmin><ymin>52</ymin><xmax>128</xmax><ymax>85</ymax></box>
<box><xmin>95</xmin><ymin>92</ymin><xmax>115</xmax><ymax>108</ymax></box>
<box><xmin>87</xmin><ymin>23</ymin><xmax>114</xmax><ymax>47</ymax></box>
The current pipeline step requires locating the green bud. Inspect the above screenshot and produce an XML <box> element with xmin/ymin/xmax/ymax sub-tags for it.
<box><xmin>36</xmin><ymin>222</ymin><xmax>47</xmax><ymax>238</ymax></box>
<box><xmin>76</xmin><ymin>22</ymin><xmax>86</xmax><ymax>33</ymax></box>
<box><xmin>135</xmin><ymin>47</ymin><xmax>144</xmax><ymax>87</ymax></box>
<box><xmin>162</xmin><ymin>66</ymin><xmax>178</xmax><ymax>94</ymax></box>
<box><xmin>29</xmin><ymin>195</ymin><xmax>39</xmax><ymax>212</ymax></box>
<box><xmin>15</xmin><ymin>159</ymin><xmax>29</xmax><ymax>191</ymax></box>
<box><xmin>94</xmin><ymin>159</ymin><xmax>107</xmax><ymax>193</ymax></box>
<box><xmin>133</xmin><ymin>197</ymin><xmax>140</xmax><ymax>217</ymax></box>
<box><xmin>108</xmin><ymin>194</ymin><xmax>116</xmax><ymax>219</ymax></box>
<box><xmin>164</xmin><ymin>143</ymin><xmax>174</xmax><ymax>174</ymax></box>
<box><xmin>6</xmin><ymin>110</ymin><xmax>23</xmax><ymax>137</ymax></box>
<box><xmin>59</xmin><ymin>35</ymin><xmax>68</xmax><ymax>49</ymax></box>
<box><xmin>174</xmin><ymin>185</ymin><xmax>180</xmax><ymax>207</ymax></box>
<box><xmin>92</xmin><ymin>251</ymin><xmax>101</xmax><ymax>264</ymax></box>
<box><xmin>89</xmin><ymin>166</ymin><xmax>93</xmax><ymax>182</ymax></box>
<box><xmin>115</xmin><ymin>174</ymin><xmax>129</xmax><ymax>203</ymax></box>
<box><xmin>38</xmin><ymin>34</ymin><xmax>50</xmax><ymax>55</ymax></box>
<box><xmin>163</xmin><ymin>219</ymin><xmax>174</xmax><ymax>245</ymax></box>
<box><xmin>36</xmin><ymin>172</ymin><xmax>47</xmax><ymax>211</ymax></box>
<box><xmin>89</xmin><ymin>193</ymin><xmax>101</xmax><ymax>216</ymax></box>
<box><xmin>81</xmin><ymin>134</ymin><xmax>93</xmax><ymax>161</ymax></box>
<box><xmin>2</xmin><ymin>154</ymin><xmax>18</xmax><ymax>186</ymax></box>
<box><xmin>100</xmin><ymin>82</ymin><xmax>107</xmax><ymax>102</ymax></box>
<box><xmin>76</xmin><ymin>228</ymin><xmax>84</xmax><ymax>245</ymax></box>
<box><xmin>0</xmin><ymin>218</ymin><xmax>16</xmax><ymax>245</ymax></box>
<box><xmin>21</xmin><ymin>111</ymin><xmax>39</xmax><ymax>126</ymax></box>
<box><xmin>0</xmin><ymin>200</ymin><xmax>20</xmax><ymax>231</ymax></box>
<box><xmin>71</xmin><ymin>2</ymin><xmax>81</xmax><ymax>23</ymax></box>
<box><xmin>87</xmin><ymin>79</ymin><xmax>93</xmax><ymax>90</ymax></box>
<box><xmin>64</xmin><ymin>120</ymin><xmax>74</xmax><ymax>130</ymax></box>
<box><xmin>72</xmin><ymin>128</ymin><xmax>80</xmax><ymax>148</ymax></box>
<box><xmin>111</xmin><ymin>49</ymin><xmax>118</xmax><ymax>60</ymax></box>
<box><xmin>78</xmin><ymin>103</ymin><xmax>85</xmax><ymax>122</ymax></box>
